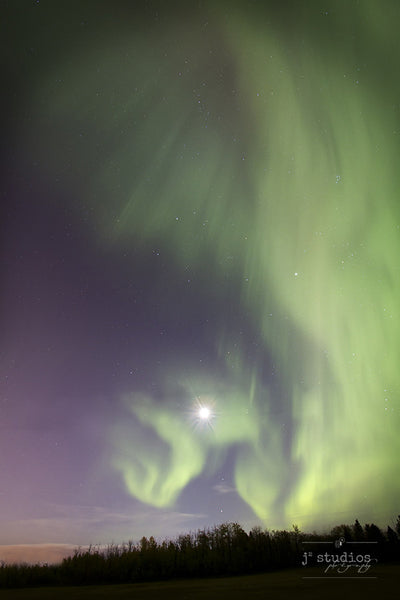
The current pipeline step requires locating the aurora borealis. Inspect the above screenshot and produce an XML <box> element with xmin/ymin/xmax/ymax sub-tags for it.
<box><xmin>1</xmin><ymin>0</ymin><xmax>400</xmax><ymax>564</ymax></box>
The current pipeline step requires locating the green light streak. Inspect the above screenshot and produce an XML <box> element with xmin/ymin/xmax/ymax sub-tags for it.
<box><xmin>112</xmin><ymin>394</ymin><xmax>205</xmax><ymax>507</ymax></box>
<box><xmin>221</xmin><ymin>5</ymin><xmax>400</xmax><ymax>525</ymax></box>
<box><xmin>31</xmin><ymin>1</ymin><xmax>400</xmax><ymax>527</ymax></box>
<box><xmin>111</xmin><ymin>376</ymin><xmax>264</xmax><ymax>509</ymax></box>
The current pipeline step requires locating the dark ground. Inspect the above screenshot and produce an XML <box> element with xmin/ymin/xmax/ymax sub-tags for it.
<box><xmin>1</xmin><ymin>565</ymin><xmax>398</xmax><ymax>599</ymax></box>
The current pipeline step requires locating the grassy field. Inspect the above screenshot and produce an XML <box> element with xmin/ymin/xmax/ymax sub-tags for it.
<box><xmin>1</xmin><ymin>565</ymin><xmax>397</xmax><ymax>600</ymax></box>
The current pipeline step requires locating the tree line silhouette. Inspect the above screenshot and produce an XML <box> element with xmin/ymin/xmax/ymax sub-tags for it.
<box><xmin>1</xmin><ymin>517</ymin><xmax>399</xmax><ymax>588</ymax></box>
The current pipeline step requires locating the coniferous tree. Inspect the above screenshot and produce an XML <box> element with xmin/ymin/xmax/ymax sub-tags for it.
<box><xmin>386</xmin><ymin>526</ymin><xmax>398</xmax><ymax>544</ymax></box>
<box><xmin>330</xmin><ymin>524</ymin><xmax>353</xmax><ymax>541</ymax></box>
<box><xmin>385</xmin><ymin>526</ymin><xmax>399</xmax><ymax>561</ymax></box>
<box><xmin>364</xmin><ymin>523</ymin><xmax>385</xmax><ymax>543</ymax></box>
<box><xmin>395</xmin><ymin>515</ymin><xmax>400</xmax><ymax>539</ymax></box>
<box><xmin>352</xmin><ymin>519</ymin><xmax>365</xmax><ymax>540</ymax></box>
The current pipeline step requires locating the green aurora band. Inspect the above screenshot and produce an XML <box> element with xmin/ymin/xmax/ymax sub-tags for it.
<box><xmin>30</xmin><ymin>1</ymin><xmax>400</xmax><ymax>528</ymax></box>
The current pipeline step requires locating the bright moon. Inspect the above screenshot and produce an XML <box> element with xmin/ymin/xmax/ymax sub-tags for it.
<box><xmin>198</xmin><ymin>406</ymin><xmax>211</xmax><ymax>420</ymax></box>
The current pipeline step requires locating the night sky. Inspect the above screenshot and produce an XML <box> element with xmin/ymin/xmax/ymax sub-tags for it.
<box><xmin>1</xmin><ymin>0</ymin><xmax>400</xmax><ymax>564</ymax></box>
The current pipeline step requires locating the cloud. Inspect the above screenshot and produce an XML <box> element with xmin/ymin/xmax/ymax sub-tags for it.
<box><xmin>0</xmin><ymin>503</ymin><xmax>208</xmax><ymax>556</ymax></box>
<box><xmin>213</xmin><ymin>483</ymin><xmax>237</xmax><ymax>495</ymax></box>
